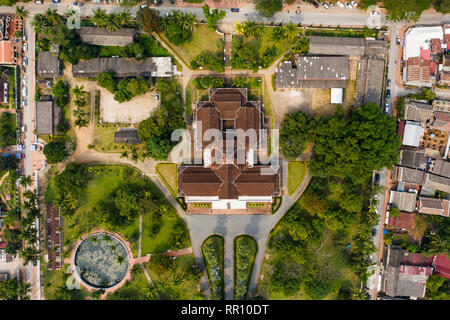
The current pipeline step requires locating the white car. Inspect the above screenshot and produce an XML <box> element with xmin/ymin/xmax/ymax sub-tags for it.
<box><xmin>140</xmin><ymin>3</ymin><xmax>147</xmax><ymax>8</ymax></box>
<box><xmin>22</xmin><ymin>57</ymin><xmax>28</xmax><ymax>66</ymax></box>
<box><xmin>371</xmin><ymin>10</ymin><xmax>380</xmax><ymax>15</ymax></box>
<box><xmin>337</xmin><ymin>1</ymin><xmax>345</xmax><ymax>8</ymax></box>
<box><xmin>22</xmin><ymin>86</ymin><xmax>27</xmax><ymax>97</ymax></box>
<box><xmin>374</xmin><ymin>208</ymin><xmax>379</xmax><ymax>214</ymax></box>
<box><xmin>328</xmin><ymin>2</ymin><xmax>334</xmax><ymax>8</ymax></box>
<box><xmin>23</xmin><ymin>43</ymin><xmax>27</xmax><ymax>51</ymax></box>
<box><xmin>22</xmin><ymin>98</ymin><xmax>27</xmax><ymax>106</ymax></box>
<box><xmin>345</xmin><ymin>1</ymin><xmax>352</xmax><ymax>9</ymax></box>
<box><xmin>351</xmin><ymin>0</ymin><xmax>358</xmax><ymax>8</ymax></box>
<box><xmin>22</xmin><ymin>75</ymin><xmax>27</xmax><ymax>85</ymax></box>
<box><xmin>374</xmin><ymin>194</ymin><xmax>378</xmax><ymax>200</ymax></box>
<box><xmin>321</xmin><ymin>2</ymin><xmax>329</xmax><ymax>9</ymax></box>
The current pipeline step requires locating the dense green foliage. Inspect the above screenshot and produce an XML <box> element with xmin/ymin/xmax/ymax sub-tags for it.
<box><xmin>0</xmin><ymin>278</ymin><xmax>31</xmax><ymax>300</ymax></box>
<box><xmin>230</xmin><ymin>35</ymin><xmax>260</xmax><ymax>72</ymax></box>
<box><xmin>52</xmin><ymin>79</ymin><xmax>70</xmax><ymax>107</ymax></box>
<box><xmin>0</xmin><ymin>113</ymin><xmax>16</xmax><ymax>148</ymax></box>
<box><xmin>202</xmin><ymin>4</ymin><xmax>226</xmax><ymax>31</ymax></box>
<box><xmin>91</xmin><ymin>8</ymin><xmax>134</xmax><ymax>31</ymax></box>
<box><xmin>32</xmin><ymin>10</ymin><xmax>100</xmax><ymax>64</ymax></box>
<box><xmin>43</xmin><ymin>141</ymin><xmax>67</xmax><ymax>163</ymax></box>
<box><xmin>136</xmin><ymin>8</ymin><xmax>162</xmax><ymax>33</ymax></box>
<box><xmin>161</xmin><ymin>10</ymin><xmax>197</xmax><ymax>45</ymax></box>
<box><xmin>190</xmin><ymin>54</ymin><xmax>225</xmax><ymax>72</ymax></box>
<box><xmin>280</xmin><ymin>111</ymin><xmax>315</xmax><ymax>159</ymax></box>
<box><xmin>96</xmin><ymin>72</ymin><xmax>151</xmax><ymax>103</ymax></box>
<box><xmin>138</xmin><ymin>78</ymin><xmax>185</xmax><ymax>161</ymax></box>
<box><xmin>360</xmin><ymin>0</ymin><xmax>433</xmax><ymax>21</ymax></box>
<box><xmin>254</xmin><ymin>0</ymin><xmax>283</xmax><ymax>18</ymax></box>
<box><xmin>193</xmin><ymin>76</ymin><xmax>224</xmax><ymax>90</ymax></box>
<box><xmin>202</xmin><ymin>236</ymin><xmax>224</xmax><ymax>300</ymax></box>
<box><xmin>234</xmin><ymin>236</ymin><xmax>257</xmax><ymax>299</ymax></box>
<box><xmin>426</xmin><ymin>275</ymin><xmax>450</xmax><ymax>300</ymax></box>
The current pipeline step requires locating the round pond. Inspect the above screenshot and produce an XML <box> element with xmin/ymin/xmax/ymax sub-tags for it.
<box><xmin>74</xmin><ymin>233</ymin><xmax>130</xmax><ymax>289</ymax></box>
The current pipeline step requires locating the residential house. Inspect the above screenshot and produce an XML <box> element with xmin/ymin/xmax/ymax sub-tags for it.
<box><xmin>382</xmin><ymin>245</ymin><xmax>433</xmax><ymax>299</ymax></box>
<box><xmin>37</xmin><ymin>51</ymin><xmax>60</xmax><ymax>79</ymax></box>
<box><xmin>432</xmin><ymin>111</ymin><xmax>450</xmax><ymax>132</ymax></box>
<box><xmin>440</xmin><ymin>54</ymin><xmax>450</xmax><ymax>86</ymax></box>
<box><xmin>402</xmin><ymin>121</ymin><xmax>425</xmax><ymax>147</ymax></box>
<box><xmin>421</xmin><ymin>172</ymin><xmax>450</xmax><ymax>195</ymax></box>
<box><xmin>389</xmin><ymin>191</ymin><xmax>417</xmax><ymax>212</ymax></box>
<box><xmin>430</xmin><ymin>159</ymin><xmax>450</xmax><ymax>178</ymax></box>
<box><xmin>433</xmin><ymin>254</ymin><xmax>450</xmax><ymax>279</ymax></box>
<box><xmin>36</xmin><ymin>100</ymin><xmax>60</xmax><ymax>135</ymax></box>
<box><xmin>398</xmin><ymin>150</ymin><xmax>429</xmax><ymax>170</ymax></box>
<box><xmin>392</xmin><ymin>166</ymin><xmax>426</xmax><ymax>185</ymax></box>
<box><xmin>388</xmin><ymin>212</ymin><xmax>416</xmax><ymax>231</ymax></box>
<box><xmin>0</xmin><ymin>40</ymin><xmax>12</xmax><ymax>64</ymax></box>
<box><xmin>403</xmin><ymin>101</ymin><xmax>434</xmax><ymax>125</ymax></box>
<box><xmin>79</xmin><ymin>27</ymin><xmax>136</xmax><ymax>47</ymax></box>
<box><xmin>308</xmin><ymin>36</ymin><xmax>365</xmax><ymax>56</ymax></box>
<box><xmin>418</xmin><ymin>197</ymin><xmax>450</xmax><ymax>217</ymax></box>
<box><xmin>72</xmin><ymin>57</ymin><xmax>173</xmax><ymax>78</ymax></box>
<box><xmin>275</xmin><ymin>56</ymin><xmax>349</xmax><ymax>89</ymax></box>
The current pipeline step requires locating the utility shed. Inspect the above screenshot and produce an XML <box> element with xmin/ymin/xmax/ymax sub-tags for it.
<box><xmin>114</xmin><ymin>128</ymin><xmax>141</xmax><ymax>144</ymax></box>
<box><xmin>79</xmin><ymin>27</ymin><xmax>136</xmax><ymax>47</ymax></box>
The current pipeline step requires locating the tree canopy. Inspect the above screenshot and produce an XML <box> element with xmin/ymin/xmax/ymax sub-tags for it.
<box><xmin>202</xmin><ymin>4</ymin><xmax>226</xmax><ymax>31</ymax></box>
<box><xmin>254</xmin><ymin>0</ymin><xmax>283</xmax><ymax>18</ymax></box>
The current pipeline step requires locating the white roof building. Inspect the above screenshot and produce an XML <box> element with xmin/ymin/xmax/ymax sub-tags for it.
<box><xmin>403</xmin><ymin>26</ymin><xmax>444</xmax><ymax>60</ymax></box>
<box><xmin>330</xmin><ymin>88</ymin><xmax>343</xmax><ymax>104</ymax></box>
<box><xmin>402</xmin><ymin>121</ymin><xmax>425</xmax><ymax>147</ymax></box>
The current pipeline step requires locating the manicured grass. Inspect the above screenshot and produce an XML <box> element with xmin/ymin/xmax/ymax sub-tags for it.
<box><xmin>202</xmin><ymin>235</ymin><xmax>224</xmax><ymax>300</ymax></box>
<box><xmin>234</xmin><ymin>235</ymin><xmax>257</xmax><ymax>300</ymax></box>
<box><xmin>146</xmin><ymin>254</ymin><xmax>202</xmax><ymax>299</ymax></box>
<box><xmin>159</xmin><ymin>24</ymin><xmax>222</xmax><ymax>68</ymax></box>
<box><xmin>46</xmin><ymin>165</ymin><xmax>188</xmax><ymax>258</ymax></box>
<box><xmin>155</xmin><ymin>163</ymin><xmax>177</xmax><ymax>197</ymax></box>
<box><xmin>0</xmin><ymin>112</ymin><xmax>16</xmax><ymax>147</ymax></box>
<box><xmin>93</xmin><ymin>124</ymin><xmax>121</xmax><ymax>153</ymax></box>
<box><xmin>42</xmin><ymin>265</ymin><xmax>88</xmax><ymax>300</ymax></box>
<box><xmin>287</xmin><ymin>161</ymin><xmax>308</xmax><ymax>196</ymax></box>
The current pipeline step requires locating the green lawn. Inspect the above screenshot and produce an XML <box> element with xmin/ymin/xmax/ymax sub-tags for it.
<box><xmin>46</xmin><ymin>165</ymin><xmax>188</xmax><ymax>258</ymax></box>
<box><xmin>0</xmin><ymin>112</ymin><xmax>16</xmax><ymax>148</ymax></box>
<box><xmin>155</xmin><ymin>163</ymin><xmax>177</xmax><ymax>198</ymax></box>
<box><xmin>159</xmin><ymin>24</ymin><xmax>222</xmax><ymax>68</ymax></box>
<box><xmin>93</xmin><ymin>124</ymin><xmax>122</xmax><ymax>153</ymax></box>
<box><xmin>202</xmin><ymin>235</ymin><xmax>224</xmax><ymax>300</ymax></box>
<box><xmin>234</xmin><ymin>235</ymin><xmax>257</xmax><ymax>300</ymax></box>
<box><xmin>106</xmin><ymin>264</ymin><xmax>151</xmax><ymax>300</ymax></box>
<box><xmin>288</xmin><ymin>161</ymin><xmax>308</xmax><ymax>196</ymax></box>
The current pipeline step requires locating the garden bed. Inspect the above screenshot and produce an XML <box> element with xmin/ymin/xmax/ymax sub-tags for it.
<box><xmin>234</xmin><ymin>235</ymin><xmax>257</xmax><ymax>300</ymax></box>
<box><xmin>201</xmin><ymin>235</ymin><xmax>224</xmax><ymax>300</ymax></box>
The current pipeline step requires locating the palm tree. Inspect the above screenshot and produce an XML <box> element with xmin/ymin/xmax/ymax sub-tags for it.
<box><xmin>118</xmin><ymin>10</ymin><xmax>132</xmax><ymax>27</ymax></box>
<box><xmin>271</xmin><ymin>27</ymin><xmax>285</xmax><ymax>41</ymax></box>
<box><xmin>72</xmin><ymin>85</ymin><xmax>86</xmax><ymax>98</ymax></box>
<box><xmin>283</xmin><ymin>22</ymin><xmax>298</xmax><ymax>40</ymax></box>
<box><xmin>20</xmin><ymin>175</ymin><xmax>33</xmax><ymax>188</ymax></box>
<box><xmin>144</xmin><ymin>285</ymin><xmax>159</xmax><ymax>299</ymax></box>
<box><xmin>92</xmin><ymin>8</ymin><xmax>108</xmax><ymax>28</ymax></box>
<box><xmin>350</xmin><ymin>287</ymin><xmax>369</xmax><ymax>300</ymax></box>
<box><xmin>182</xmin><ymin>13</ymin><xmax>197</xmax><ymax>31</ymax></box>
<box><xmin>235</xmin><ymin>22</ymin><xmax>245</xmax><ymax>35</ymax></box>
<box><xmin>23</xmin><ymin>190</ymin><xmax>36</xmax><ymax>201</ymax></box>
<box><xmin>120</xmin><ymin>150</ymin><xmax>129</xmax><ymax>159</ymax></box>
<box><xmin>15</xmin><ymin>6</ymin><xmax>29</xmax><ymax>19</ymax></box>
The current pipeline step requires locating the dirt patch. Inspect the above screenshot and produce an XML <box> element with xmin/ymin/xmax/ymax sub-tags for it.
<box><xmin>272</xmin><ymin>89</ymin><xmax>313</xmax><ymax>123</ymax></box>
<box><xmin>100</xmin><ymin>89</ymin><xmax>159</xmax><ymax>124</ymax></box>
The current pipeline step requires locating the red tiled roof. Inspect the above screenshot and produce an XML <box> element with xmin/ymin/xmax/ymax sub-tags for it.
<box><xmin>420</xmin><ymin>48</ymin><xmax>430</xmax><ymax>60</ymax></box>
<box><xmin>388</xmin><ymin>212</ymin><xmax>416</xmax><ymax>231</ymax></box>
<box><xmin>406</xmin><ymin>57</ymin><xmax>430</xmax><ymax>83</ymax></box>
<box><xmin>403</xmin><ymin>252</ymin><xmax>433</xmax><ymax>267</ymax></box>
<box><xmin>0</xmin><ymin>41</ymin><xmax>12</xmax><ymax>64</ymax></box>
<box><xmin>434</xmin><ymin>254</ymin><xmax>450</xmax><ymax>279</ymax></box>
<box><xmin>445</xmin><ymin>34</ymin><xmax>450</xmax><ymax>45</ymax></box>
<box><xmin>433</xmin><ymin>111</ymin><xmax>450</xmax><ymax>132</ymax></box>
<box><xmin>399</xmin><ymin>265</ymin><xmax>433</xmax><ymax>276</ymax></box>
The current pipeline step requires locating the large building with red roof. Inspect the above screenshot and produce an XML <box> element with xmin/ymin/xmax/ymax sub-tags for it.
<box><xmin>434</xmin><ymin>254</ymin><xmax>450</xmax><ymax>279</ymax></box>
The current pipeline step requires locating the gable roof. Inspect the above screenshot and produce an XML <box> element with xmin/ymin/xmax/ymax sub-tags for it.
<box><xmin>388</xmin><ymin>212</ymin><xmax>416</xmax><ymax>231</ymax></box>
<box><xmin>433</xmin><ymin>111</ymin><xmax>450</xmax><ymax>132</ymax></box>
<box><xmin>399</xmin><ymin>150</ymin><xmax>428</xmax><ymax>170</ymax></box>
<box><xmin>403</xmin><ymin>101</ymin><xmax>433</xmax><ymax>123</ymax></box>
<box><xmin>434</xmin><ymin>254</ymin><xmax>450</xmax><ymax>279</ymax></box>
<box><xmin>418</xmin><ymin>197</ymin><xmax>450</xmax><ymax>217</ymax></box>
<box><xmin>36</xmin><ymin>100</ymin><xmax>60</xmax><ymax>135</ymax></box>
<box><xmin>114</xmin><ymin>128</ymin><xmax>140</xmax><ymax>144</ymax></box>
<box><xmin>390</xmin><ymin>191</ymin><xmax>417</xmax><ymax>212</ymax></box>
<box><xmin>392</xmin><ymin>166</ymin><xmax>426</xmax><ymax>185</ymax></box>
<box><xmin>72</xmin><ymin>57</ymin><xmax>172</xmax><ymax>78</ymax></box>
<box><xmin>38</xmin><ymin>51</ymin><xmax>59</xmax><ymax>78</ymax></box>
<box><xmin>308</xmin><ymin>36</ymin><xmax>365</xmax><ymax>56</ymax></box>
<box><xmin>79</xmin><ymin>27</ymin><xmax>135</xmax><ymax>46</ymax></box>
<box><xmin>430</xmin><ymin>159</ymin><xmax>450</xmax><ymax>178</ymax></box>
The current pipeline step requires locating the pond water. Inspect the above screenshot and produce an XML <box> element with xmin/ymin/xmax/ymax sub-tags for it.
<box><xmin>74</xmin><ymin>233</ymin><xmax>130</xmax><ymax>289</ymax></box>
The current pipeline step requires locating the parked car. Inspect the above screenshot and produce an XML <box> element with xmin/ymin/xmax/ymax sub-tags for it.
<box><xmin>23</xmin><ymin>43</ymin><xmax>27</xmax><ymax>52</ymax></box>
<box><xmin>139</xmin><ymin>3</ymin><xmax>147</xmax><ymax>8</ymax></box>
<box><xmin>396</xmin><ymin>35</ymin><xmax>401</xmax><ymax>45</ymax></box>
<box><xmin>34</xmin><ymin>0</ymin><xmax>43</xmax><ymax>3</ymax></box>
<box><xmin>385</xmin><ymin>102</ymin><xmax>389</xmax><ymax>113</ymax></box>
<box><xmin>387</xmin><ymin>79</ymin><xmax>391</xmax><ymax>87</ymax></box>
<box><xmin>321</xmin><ymin>2</ymin><xmax>329</xmax><ymax>9</ymax></box>
<box><xmin>230</xmin><ymin>8</ymin><xmax>239</xmax><ymax>12</ymax></box>
<box><xmin>351</xmin><ymin>0</ymin><xmax>358</xmax><ymax>8</ymax></box>
<box><xmin>22</xmin><ymin>75</ymin><xmax>27</xmax><ymax>85</ymax></box>
<box><xmin>345</xmin><ymin>1</ymin><xmax>352</xmax><ymax>9</ymax></box>
<box><xmin>52</xmin><ymin>0</ymin><xmax>60</xmax><ymax>2</ymax></box>
<box><xmin>374</xmin><ymin>194</ymin><xmax>378</xmax><ymax>200</ymax></box>
<box><xmin>371</xmin><ymin>10</ymin><xmax>380</xmax><ymax>15</ymax></box>
<box><xmin>21</xmin><ymin>125</ymin><xmax>26</xmax><ymax>132</ymax></box>
<box><xmin>23</xmin><ymin>35</ymin><xmax>27</xmax><ymax>41</ymax></box>
<box><xmin>312</xmin><ymin>1</ymin><xmax>320</xmax><ymax>8</ymax></box>
<box><xmin>22</xmin><ymin>86</ymin><xmax>27</xmax><ymax>97</ymax></box>
<box><xmin>375</xmin><ymin>208</ymin><xmax>379</xmax><ymax>214</ymax></box>
<box><xmin>375</xmin><ymin>173</ymin><xmax>380</xmax><ymax>185</ymax></box>
<box><xmin>22</xmin><ymin>98</ymin><xmax>27</xmax><ymax>106</ymax></box>
<box><xmin>337</xmin><ymin>1</ymin><xmax>345</xmax><ymax>8</ymax></box>
<box><xmin>22</xmin><ymin>57</ymin><xmax>28</xmax><ymax>66</ymax></box>
<box><xmin>328</xmin><ymin>2</ymin><xmax>334</xmax><ymax>7</ymax></box>
<box><xmin>372</xmin><ymin>228</ymin><xmax>377</xmax><ymax>237</ymax></box>
<box><xmin>155</xmin><ymin>93</ymin><xmax>160</xmax><ymax>100</ymax></box>
<box><xmin>386</xmin><ymin>89</ymin><xmax>391</xmax><ymax>98</ymax></box>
